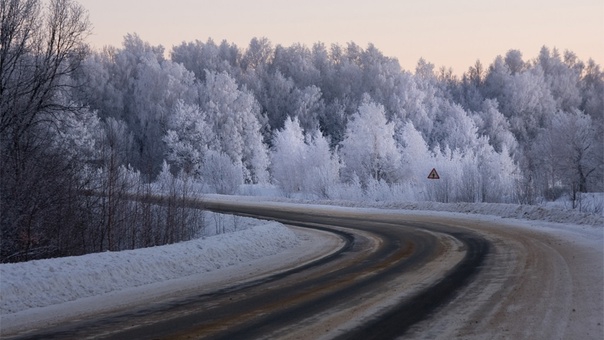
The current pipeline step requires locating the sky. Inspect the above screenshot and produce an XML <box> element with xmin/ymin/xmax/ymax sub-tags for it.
<box><xmin>78</xmin><ymin>0</ymin><xmax>603</xmax><ymax>75</ymax></box>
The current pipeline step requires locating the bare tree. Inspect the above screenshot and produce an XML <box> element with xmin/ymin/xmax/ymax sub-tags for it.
<box><xmin>1</xmin><ymin>0</ymin><xmax>91</xmax><ymax>262</ymax></box>
<box><xmin>1</xmin><ymin>0</ymin><xmax>90</xmax><ymax>137</ymax></box>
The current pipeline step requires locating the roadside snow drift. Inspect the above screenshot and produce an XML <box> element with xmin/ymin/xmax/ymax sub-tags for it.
<box><xmin>0</xmin><ymin>222</ymin><xmax>298</xmax><ymax>315</ymax></box>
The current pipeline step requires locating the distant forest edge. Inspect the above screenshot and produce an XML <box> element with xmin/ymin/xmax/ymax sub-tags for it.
<box><xmin>1</xmin><ymin>0</ymin><xmax>602</xmax><ymax>262</ymax></box>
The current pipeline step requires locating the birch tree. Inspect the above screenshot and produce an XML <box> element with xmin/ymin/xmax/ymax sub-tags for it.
<box><xmin>340</xmin><ymin>100</ymin><xmax>401</xmax><ymax>186</ymax></box>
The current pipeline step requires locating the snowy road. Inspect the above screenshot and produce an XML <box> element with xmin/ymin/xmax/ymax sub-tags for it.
<box><xmin>2</xmin><ymin>197</ymin><xmax>602</xmax><ymax>339</ymax></box>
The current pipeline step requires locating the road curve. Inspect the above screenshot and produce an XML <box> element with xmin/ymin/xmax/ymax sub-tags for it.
<box><xmin>193</xmin><ymin>197</ymin><xmax>491</xmax><ymax>339</ymax></box>
<box><xmin>7</xmin><ymin>196</ymin><xmax>602</xmax><ymax>339</ymax></box>
<box><xmin>148</xmin><ymin>196</ymin><xmax>604</xmax><ymax>339</ymax></box>
<box><xmin>5</xmin><ymin>197</ymin><xmax>489</xmax><ymax>340</ymax></box>
<box><xmin>197</xmin><ymin>199</ymin><xmax>602</xmax><ymax>340</ymax></box>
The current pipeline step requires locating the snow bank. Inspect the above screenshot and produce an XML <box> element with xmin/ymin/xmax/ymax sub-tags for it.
<box><xmin>0</xmin><ymin>222</ymin><xmax>298</xmax><ymax>315</ymax></box>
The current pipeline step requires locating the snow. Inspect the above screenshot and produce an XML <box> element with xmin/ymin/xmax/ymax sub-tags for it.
<box><xmin>1</xmin><ymin>195</ymin><xmax>602</xmax><ymax>336</ymax></box>
<box><xmin>0</xmin><ymin>221</ymin><xmax>299</xmax><ymax>315</ymax></box>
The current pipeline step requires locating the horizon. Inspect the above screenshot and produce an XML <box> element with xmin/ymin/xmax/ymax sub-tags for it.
<box><xmin>78</xmin><ymin>0</ymin><xmax>603</xmax><ymax>75</ymax></box>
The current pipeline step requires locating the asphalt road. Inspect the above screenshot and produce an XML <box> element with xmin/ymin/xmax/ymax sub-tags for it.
<box><xmin>8</xmin><ymin>197</ymin><xmax>489</xmax><ymax>339</ymax></box>
<box><xmin>8</xmin><ymin>197</ymin><xmax>602</xmax><ymax>339</ymax></box>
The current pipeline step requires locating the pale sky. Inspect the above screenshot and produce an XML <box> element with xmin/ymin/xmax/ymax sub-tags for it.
<box><xmin>78</xmin><ymin>0</ymin><xmax>603</xmax><ymax>75</ymax></box>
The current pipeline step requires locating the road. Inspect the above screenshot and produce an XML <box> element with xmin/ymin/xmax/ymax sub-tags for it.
<box><xmin>7</xmin><ymin>197</ymin><xmax>603</xmax><ymax>339</ymax></box>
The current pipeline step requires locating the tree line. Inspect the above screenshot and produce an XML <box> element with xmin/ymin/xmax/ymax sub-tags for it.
<box><xmin>1</xmin><ymin>0</ymin><xmax>602</xmax><ymax>262</ymax></box>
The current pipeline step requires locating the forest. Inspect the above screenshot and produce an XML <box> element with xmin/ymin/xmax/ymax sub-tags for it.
<box><xmin>1</xmin><ymin>0</ymin><xmax>602</xmax><ymax>262</ymax></box>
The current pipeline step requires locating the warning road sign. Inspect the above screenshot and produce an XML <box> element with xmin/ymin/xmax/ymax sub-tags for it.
<box><xmin>427</xmin><ymin>168</ymin><xmax>440</xmax><ymax>180</ymax></box>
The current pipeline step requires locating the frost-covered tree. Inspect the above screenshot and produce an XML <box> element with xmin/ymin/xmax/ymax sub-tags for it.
<box><xmin>506</xmin><ymin>66</ymin><xmax>557</xmax><ymax>142</ymax></box>
<box><xmin>270</xmin><ymin>117</ymin><xmax>339</xmax><ymax>197</ymax></box>
<box><xmin>402</xmin><ymin>59</ymin><xmax>443</xmax><ymax>139</ymax></box>
<box><xmin>271</xmin><ymin>43</ymin><xmax>321</xmax><ymax>88</ymax></box>
<box><xmin>399</xmin><ymin>122</ymin><xmax>432</xmax><ymax>199</ymax></box>
<box><xmin>320</xmin><ymin>99</ymin><xmax>348</xmax><ymax>147</ymax></box>
<box><xmin>164</xmin><ymin>72</ymin><xmax>269</xmax><ymax>185</ymax></box>
<box><xmin>431</xmin><ymin>100</ymin><xmax>480</xmax><ymax>151</ymax></box>
<box><xmin>200</xmin><ymin>71</ymin><xmax>269</xmax><ymax>183</ymax></box>
<box><xmin>303</xmin><ymin>130</ymin><xmax>340</xmax><ymax>198</ymax></box>
<box><xmin>164</xmin><ymin>101</ymin><xmax>212</xmax><ymax>177</ymax></box>
<box><xmin>538</xmin><ymin>47</ymin><xmax>582</xmax><ymax>112</ymax></box>
<box><xmin>483</xmin><ymin>56</ymin><xmax>512</xmax><ymax>103</ymax></box>
<box><xmin>74</xmin><ymin>34</ymin><xmax>199</xmax><ymax>177</ymax></box>
<box><xmin>400</xmin><ymin>120</ymin><xmax>518</xmax><ymax>203</ymax></box>
<box><xmin>504</xmin><ymin>49</ymin><xmax>526</xmax><ymax>75</ymax></box>
<box><xmin>424</xmin><ymin>145</ymin><xmax>463</xmax><ymax>203</ymax></box>
<box><xmin>270</xmin><ymin>117</ymin><xmax>307</xmax><ymax>195</ymax></box>
<box><xmin>256</xmin><ymin>71</ymin><xmax>295</xmax><ymax>131</ymax></box>
<box><xmin>533</xmin><ymin>111</ymin><xmax>602</xmax><ymax>206</ymax></box>
<box><xmin>579</xmin><ymin>59</ymin><xmax>604</xmax><ymax>121</ymax></box>
<box><xmin>473</xmin><ymin>99</ymin><xmax>518</xmax><ymax>154</ymax></box>
<box><xmin>359</xmin><ymin>44</ymin><xmax>404</xmax><ymax>114</ymax></box>
<box><xmin>340</xmin><ymin>100</ymin><xmax>401</xmax><ymax>186</ymax></box>
<box><xmin>171</xmin><ymin>38</ymin><xmax>240</xmax><ymax>82</ymax></box>
<box><xmin>241</xmin><ymin>37</ymin><xmax>273</xmax><ymax>72</ymax></box>
<box><xmin>291</xmin><ymin>85</ymin><xmax>324</xmax><ymax>132</ymax></box>
<box><xmin>474</xmin><ymin>140</ymin><xmax>519</xmax><ymax>203</ymax></box>
<box><xmin>201</xmin><ymin>150</ymin><xmax>243</xmax><ymax>195</ymax></box>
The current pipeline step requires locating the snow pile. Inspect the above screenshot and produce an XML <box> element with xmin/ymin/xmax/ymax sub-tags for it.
<box><xmin>0</xmin><ymin>222</ymin><xmax>298</xmax><ymax>315</ymax></box>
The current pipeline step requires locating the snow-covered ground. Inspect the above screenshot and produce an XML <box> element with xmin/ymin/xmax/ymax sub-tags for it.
<box><xmin>1</xmin><ymin>195</ymin><xmax>602</xmax><ymax>336</ymax></box>
<box><xmin>0</xmin><ymin>222</ymin><xmax>298</xmax><ymax>315</ymax></box>
<box><xmin>0</xmin><ymin>213</ymin><xmax>344</xmax><ymax>336</ymax></box>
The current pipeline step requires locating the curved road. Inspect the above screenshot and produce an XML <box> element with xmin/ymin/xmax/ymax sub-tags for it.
<box><xmin>8</xmin><ymin>197</ymin><xmax>603</xmax><ymax>339</ymax></box>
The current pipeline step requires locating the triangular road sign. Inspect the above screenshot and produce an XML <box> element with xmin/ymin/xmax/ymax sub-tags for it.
<box><xmin>427</xmin><ymin>168</ymin><xmax>440</xmax><ymax>180</ymax></box>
